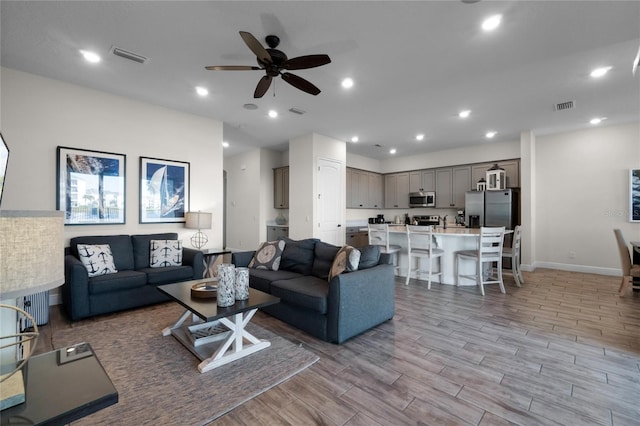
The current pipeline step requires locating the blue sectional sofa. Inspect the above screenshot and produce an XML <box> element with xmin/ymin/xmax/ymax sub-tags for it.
<box><xmin>63</xmin><ymin>232</ymin><xmax>203</xmax><ymax>321</ymax></box>
<box><xmin>232</xmin><ymin>238</ymin><xmax>396</xmax><ymax>344</ymax></box>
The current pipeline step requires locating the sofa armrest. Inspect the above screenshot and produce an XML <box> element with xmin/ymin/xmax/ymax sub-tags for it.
<box><xmin>62</xmin><ymin>254</ymin><xmax>91</xmax><ymax>321</ymax></box>
<box><xmin>231</xmin><ymin>251</ymin><xmax>255</xmax><ymax>268</ymax></box>
<box><xmin>182</xmin><ymin>247</ymin><xmax>204</xmax><ymax>279</ymax></box>
<box><xmin>326</xmin><ymin>263</ymin><xmax>395</xmax><ymax>343</ymax></box>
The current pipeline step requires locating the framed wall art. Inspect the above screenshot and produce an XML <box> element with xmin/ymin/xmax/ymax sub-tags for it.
<box><xmin>140</xmin><ymin>157</ymin><xmax>189</xmax><ymax>223</ymax></box>
<box><xmin>631</xmin><ymin>168</ymin><xmax>640</xmax><ymax>222</ymax></box>
<box><xmin>0</xmin><ymin>132</ymin><xmax>9</xmax><ymax>207</ymax></box>
<box><xmin>57</xmin><ymin>146</ymin><xmax>126</xmax><ymax>225</ymax></box>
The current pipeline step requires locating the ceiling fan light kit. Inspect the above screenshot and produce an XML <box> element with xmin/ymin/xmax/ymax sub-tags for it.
<box><xmin>206</xmin><ymin>31</ymin><xmax>331</xmax><ymax>98</ymax></box>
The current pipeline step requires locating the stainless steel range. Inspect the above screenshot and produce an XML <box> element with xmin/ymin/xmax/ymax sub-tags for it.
<box><xmin>413</xmin><ymin>215</ymin><xmax>440</xmax><ymax>226</ymax></box>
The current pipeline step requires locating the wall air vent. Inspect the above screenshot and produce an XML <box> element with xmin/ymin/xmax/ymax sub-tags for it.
<box><xmin>288</xmin><ymin>107</ymin><xmax>306</xmax><ymax>115</ymax></box>
<box><xmin>554</xmin><ymin>100</ymin><xmax>575</xmax><ymax>111</ymax></box>
<box><xmin>111</xmin><ymin>46</ymin><xmax>147</xmax><ymax>64</ymax></box>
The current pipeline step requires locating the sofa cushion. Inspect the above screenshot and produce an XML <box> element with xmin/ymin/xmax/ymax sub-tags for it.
<box><xmin>356</xmin><ymin>245</ymin><xmax>381</xmax><ymax>270</ymax></box>
<box><xmin>150</xmin><ymin>239</ymin><xmax>183</xmax><ymax>268</ymax></box>
<box><xmin>249</xmin><ymin>240</ymin><xmax>286</xmax><ymax>271</ymax></box>
<box><xmin>271</xmin><ymin>276</ymin><xmax>329</xmax><ymax>314</ymax></box>
<box><xmin>138</xmin><ymin>266</ymin><xmax>194</xmax><ymax>285</ymax></box>
<box><xmin>328</xmin><ymin>245</ymin><xmax>361</xmax><ymax>282</ymax></box>
<box><xmin>248</xmin><ymin>269</ymin><xmax>304</xmax><ymax>293</ymax></box>
<box><xmin>88</xmin><ymin>270</ymin><xmax>147</xmax><ymax>295</ymax></box>
<box><xmin>279</xmin><ymin>238</ymin><xmax>319</xmax><ymax>275</ymax></box>
<box><xmin>71</xmin><ymin>235</ymin><xmax>134</xmax><ymax>271</ymax></box>
<box><xmin>131</xmin><ymin>233</ymin><xmax>179</xmax><ymax>269</ymax></box>
<box><xmin>312</xmin><ymin>242</ymin><xmax>340</xmax><ymax>280</ymax></box>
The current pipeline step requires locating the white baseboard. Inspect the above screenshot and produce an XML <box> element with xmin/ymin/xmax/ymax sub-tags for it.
<box><xmin>523</xmin><ymin>262</ymin><xmax>621</xmax><ymax>277</ymax></box>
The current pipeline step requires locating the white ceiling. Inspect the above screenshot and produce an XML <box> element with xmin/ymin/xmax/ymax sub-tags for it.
<box><xmin>2</xmin><ymin>1</ymin><xmax>639</xmax><ymax>160</ymax></box>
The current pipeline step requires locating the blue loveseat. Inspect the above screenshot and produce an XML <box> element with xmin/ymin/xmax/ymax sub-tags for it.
<box><xmin>232</xmin><ymin>238</ymin><xmax>395</xmax><ymax>344</ymax></box>
<box><xmin>63</xmin><ymin>232</ymin><xmax>203</xmax><ymax>321</ymax></box>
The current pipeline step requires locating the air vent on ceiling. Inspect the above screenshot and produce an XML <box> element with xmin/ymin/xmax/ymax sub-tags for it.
<box><xmin>288</xmin><ymin>107</ymin><xmax>306</xmax><ymax>115</ymax></box>
<box><xmin>111</xmin><ymin>46</ymin><xmax>147</xmax><ymax>64</ymax></box>
<box><xmin>554</xmin><ymin>100</ymin><xmax>575</xmax><ymax>111</ymax></box>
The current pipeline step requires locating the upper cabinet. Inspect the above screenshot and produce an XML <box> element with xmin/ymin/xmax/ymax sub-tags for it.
<box><xmin>385</xmin><ymin>172</ymin><xmax>410</xmax><ymax>208</ymax></box>
<box><xmin>410</xmin><ymin>170</ymin><xmax>436</xmax><ymax>193</ymax></box>
<box><xmin>346</xmin><ymin>168</ymin><xmax>383</xmax><ymax>208</ymax></box>
<box><xmin>471</xmin><ymin>160</ymin><xmax>520</xmax><ymax>189</ymax></box>
<box><xmin>274</xmin><ymin>166</ymin><xmax>289</xmax><ymax>209</ymax></box>
<box><xmin>435</xmin><ymin>166</ymin><xmax>471</xmax><ymax>208</ymax></box>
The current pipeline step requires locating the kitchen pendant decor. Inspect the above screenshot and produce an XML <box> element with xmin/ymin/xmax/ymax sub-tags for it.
<box><xmin>486</xmin><ymin>164</ymin><xmax>506</xmax><ymax>190</ymax></box>
<box><xmin>216</xmin><ymin>263</ymin><xmax>236</xmax><ymax>307</ymax></box>
<box><xmin>235</xmin><ymin>267</ymin><xmax>250</xmax><ymax>300</ymax></box>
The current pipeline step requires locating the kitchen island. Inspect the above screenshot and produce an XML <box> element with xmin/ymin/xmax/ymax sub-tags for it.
<box><xmin>364</xmin><ymin>225</ymin><xmax>511</xmax><ymax>286</ymax></box>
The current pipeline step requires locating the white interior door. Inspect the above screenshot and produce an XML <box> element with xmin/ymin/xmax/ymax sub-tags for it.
<box><xmin>316</xmin><ymin>158</ymin><xmax>344</xmax><ymax>246</ymax></box>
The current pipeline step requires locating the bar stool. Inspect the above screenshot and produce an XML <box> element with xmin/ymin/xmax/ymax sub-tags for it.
<box><xmin>455</xmin><ymin>226</ymin><xmax>506</xmax><ymax>295</ymax></box>
<box><xmin>502</xmin><ymin>225</ymin><xmax>524</xmax><ymax>287</ymax></box>
<box><xmin>368</xmin><ymin>223</ymin><xmax>401</xmax><ymax>272</ymax></box>
<box><xmin>405</xmin><ymin>225</ymin><xmax>444</xmax><ymax>288</ymax></box>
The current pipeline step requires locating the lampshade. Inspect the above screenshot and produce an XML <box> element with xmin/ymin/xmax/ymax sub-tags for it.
<box><xmin>0</xmin><ymin>210</ymin><xmax>65</xmax><ymax>299</ymax></box>
<box><xmin>185</xmin><ymin>211</ymin><xmax>212</xmax><ymax>230</ymax></box>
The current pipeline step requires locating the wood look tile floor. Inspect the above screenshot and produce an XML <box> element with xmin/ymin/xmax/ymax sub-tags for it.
<box><xmin>38</xmin><ymin>269</ymin><xmax>640</xmax><ymax>425</ymax></box>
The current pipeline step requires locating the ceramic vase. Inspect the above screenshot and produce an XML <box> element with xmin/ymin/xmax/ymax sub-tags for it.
<box><xmin>216</xmin><ymin>263</ymin><xmax>236</xmax><ymax>307</ymax></box>
<box><xmin>235</xmin><ymin>267</ymin><xmax>250</xmax><ymax>300</ymax></box>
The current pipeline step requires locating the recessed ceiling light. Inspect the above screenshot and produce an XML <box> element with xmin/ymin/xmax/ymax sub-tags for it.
<box><xmin>416</xmin><ymin>134</ymin><xmax>425</xmax><ymax>141</ymax></box>
<box><xmin>268</xmin><ymin>110</ymin><xmax>278</xmax><ymax>118</ymax></box>
<box><xmin>195</xmin><ymin>86</ymin><xmax>209</xmax><ymax>97</ymax></box>
<box><xmin>482</xmin><ymin>14</ymin><xmax>502</xmax><ymax>31</ymax></box>
<box><xmin>79</xmin><ymin>49</ymin><xmax>101</xmax><ymax>63</ymax></box>
<box><xmin>589</xmin><ymin>117</ymin><xmax>607</xmax><ymax>125</ymax></box>
<box><xmin>590</xmin><ymin>66</ymin><xmax>612</xmax><ymax>78</ymax></box>
<box><xmin>459</xmin><ymin>110</ymin><xmax>471</xmax><ymax>118</ymax></box>
<box><xmin>389</xmin><ymin>148</ymin><xmax>397</xmax><ymax>155</ymax></box>
<box><xmin>485</xmin><ymin>131</ymin><xmax>497</xmax><ymax>138</ymax></box>
<box><xmin>351</xmin><ymin>136</ymin><xmax>359</xmax><ymax>143</ymax></box>
<box><xmin>222</xmin><ymin>141</ymin><xmax>229</xmax><ymax>148</ymax></box>
<box><xmin>342</xmin><ymin>78</ymin><xmax>354</xmax><ymax>89</ymax></box>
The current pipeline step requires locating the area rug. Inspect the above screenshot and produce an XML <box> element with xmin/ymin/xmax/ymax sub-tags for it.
<box><xmin>52</xmin><ymin>303</ymin><xmax>319</xmax><ymax>425</ymax></box>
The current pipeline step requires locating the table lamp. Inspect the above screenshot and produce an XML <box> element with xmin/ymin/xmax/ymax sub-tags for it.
<box><xmin>185</xmin><ymin>211</ymin><xmax>212</xmax><ymax>249</ymax></box>
<box><xmin>0</xmin><ymin>210</ymin><xmax>64</xmax><ymax>410</ymax></box>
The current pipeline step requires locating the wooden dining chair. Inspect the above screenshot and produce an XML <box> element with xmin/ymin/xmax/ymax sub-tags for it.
<box><xmin>502</xmin><ymin>225</ymin><xmax>524</xmax><ymax>287</ymax></box>
<box><xmin>613</xmin><ymin>229</ymin><xmax>640</xmax><ymax>296</ymax></box>
<box><xmin>405</xmin><ymin>225</ymin><xmax>444</xmax><ymax>288</ymax></box>
<box><xmin>455</xmin><ymin>226</ymin><xmax>506</xmax><ymax>295</ymax></box>
<box><xmin>368</xmin><ymin>223</ymin><xmax>401</xmax><ymax>272</ymax></box>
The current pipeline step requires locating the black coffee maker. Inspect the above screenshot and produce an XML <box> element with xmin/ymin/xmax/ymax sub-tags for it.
<box><xmin>376</xmin><ymin>214</ymin><xmax>385</xmax><ymax>223</ymax></box>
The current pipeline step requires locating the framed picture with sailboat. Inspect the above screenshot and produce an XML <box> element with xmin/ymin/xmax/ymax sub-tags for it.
<box><xmin>57</xmin><ymin>146</ymin><xmax>126</xmax><ymax>225</ymax></box>
<box><xmin>140</xmin><ymin>157</ymin><xmax>190</xmax><ymax>223</ymax></box>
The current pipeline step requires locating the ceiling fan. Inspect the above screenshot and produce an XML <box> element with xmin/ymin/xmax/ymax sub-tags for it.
<box><xmin>206</xmin><ymin>31</ymin><xmax>331</xmax><ymax>98</ymax></box>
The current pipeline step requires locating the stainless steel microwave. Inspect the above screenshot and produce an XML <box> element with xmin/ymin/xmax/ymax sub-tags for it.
<box><xmin>409</xmin><ymin>191</ymin><xmax>435</xmax><ymax>208</ymax></box>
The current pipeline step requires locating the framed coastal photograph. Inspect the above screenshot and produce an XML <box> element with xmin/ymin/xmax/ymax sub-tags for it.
<box><xmin>140</xmin><ymin>157</ymin><xmax>189</xmax><ymax>223</ymax></box>
<box><xmin>57</xmin><ymin>146</ymin><xmax>126</xmax><ymax>225</ymax></box>
<box><xmin>631</xmin><ymin>168</ymin><xmax>640</xmax><ymax>222</ymax></box>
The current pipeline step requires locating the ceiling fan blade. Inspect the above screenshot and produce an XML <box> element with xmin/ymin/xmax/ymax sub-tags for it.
<box><xmin>239</xmin><ymin>31</ymin><xmax>272</xmax><ymax>64</ymax></box>
<box><xmin>205</xmin><ymin>65</ymin><xmax>262</xmax><ymax>71</ymax></box>
<box><xmin>281</xmin><ymin>72</ymin><xmax>321</xmax><ymax>96</ymax></box>
<box><xmin>254</xmin><ymin>75</ymin><xmax>272</xmax><ymax>98</ymax></box>
<box><xmin>282</xmin><ymin>54</ymin><xmax>331</xmax><ymax>70</ymax></box>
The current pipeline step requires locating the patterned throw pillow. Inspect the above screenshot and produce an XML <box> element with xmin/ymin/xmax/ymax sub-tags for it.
<box><xmin>150</xmin><ymin>240</ymin><xmax>183</xmax><ymax>268</ymax></box>
<box><xmin>249</xmin><ymin>240</ymin><xmax>286</xmax><ymax>271</ymax></box>
<box><xmin>328</xmin><ymin>245</ymin><xmax>361</xmax><ymax>282</ymax></box>
<box><xmin>77</xmin><ymin>244</ymin><xmax>118</xmax><ymax>277</ymax></box>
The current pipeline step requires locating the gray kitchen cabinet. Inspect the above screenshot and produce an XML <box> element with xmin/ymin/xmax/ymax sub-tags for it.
<box><xmin>267</xmin><ymin>226</ymin><xmax>288</xmax><ymax>241</ymax></box>
<box><xmin>347</xmin><ymin>168</ymin><xmax>383</xmax><ymax>208</ymax></box>
<box><xmin>471</xmin><ymin>160</ymin><xmax>520</xmax><ymax>189</ymax></box>
<box><xmin>410</xmin><ymin>170</ymin><xmax>436</xmax><ymax>193</ymax></box>
<box><xmin>273</xmin><ymin>167</ymin><xmax>289</xmax><ymax>209</ymax></box>
<box><xmin>435</xmin><ymin>166</ymin><xmax>471</xmax><ymax>208</ymax></box>
<box><xmin>368</xmin><ymin>173</ymin><xmax>383</xmax><ymax>208</ymax></box>
<box><xmin>385</xmin><ymin>172</ymin><xmax>410</xmax><ymax>208</ymax></box>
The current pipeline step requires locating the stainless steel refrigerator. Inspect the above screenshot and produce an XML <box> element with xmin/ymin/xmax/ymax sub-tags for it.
<box><xmin>464</xmin><ymin>190</ymin><xmax>484</xmax><ymax>228</ymax></box>
<box><xmin>484</xmin><ymin>189</ymin><xmax>520</xmax><ymax>231</ymax></box>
